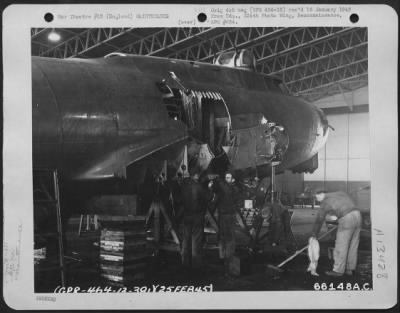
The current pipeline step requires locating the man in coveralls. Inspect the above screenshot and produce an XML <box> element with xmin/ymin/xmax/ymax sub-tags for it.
<box><xmin>209</xmin><ymin>172</ymin><xmax>238</xmax><ymax>277</ymax></box>
<box><xmin>311</xmin><ymin>190</ymin><xmax>362</xmax><ymax>277</ymax></box>
<box><xmin>180</xmin><ymin>173</ymin><xmax>210</xmax><ymax>270</ymax></box>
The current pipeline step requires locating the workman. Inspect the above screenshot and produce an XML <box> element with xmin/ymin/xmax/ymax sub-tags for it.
<box><xmin>170</xmin><ymin>172</ymin><xmax>184</xmax><ymax>223</ymax></box>
<box><xmin>209</xmin><ymin>172</ymin><xmax>239</xmax><ymax>277</ymax></box>
<box><xmin>157</xmin><ymin>173</ymin><xmax>172</xmax><ymax>215</ymax></box>
<box><xmin>310</xmin><ymin>190</ymin><xmax>362</xmax><ymax>277</ymax></box>
<box><xmin>262</xmin><ymin>202</ymin><xmax>296</xmax><ymax>254</ymax></box>
<box><xmin>180</xmin><ymin>173</ymin><xmax>210</xmax><ymax>270</ymax></box>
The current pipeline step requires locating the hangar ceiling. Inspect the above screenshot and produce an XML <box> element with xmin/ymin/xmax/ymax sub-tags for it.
<box><xmin>31</xmin><ymin>27</ymin><xmax>368</xmax><ymax>102</ymax></box>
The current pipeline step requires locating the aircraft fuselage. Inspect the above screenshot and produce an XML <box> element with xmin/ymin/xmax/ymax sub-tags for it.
<box><xmin>32</xmin><ymin>54</ymin><xmax>329</xmax><ymax>185</ymax></box>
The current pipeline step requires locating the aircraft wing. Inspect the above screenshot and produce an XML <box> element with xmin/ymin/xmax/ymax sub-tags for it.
<box><xmin>74</xmin><ymin>127</ymin><xmax>188</xmax><ymax>181</ymax></box>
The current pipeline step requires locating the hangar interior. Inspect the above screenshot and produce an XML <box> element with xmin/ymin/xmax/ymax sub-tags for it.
<box><xmin>31</xmin><ymin>27</ymin><xmax>371</xmax><ymax>292</ymax></box>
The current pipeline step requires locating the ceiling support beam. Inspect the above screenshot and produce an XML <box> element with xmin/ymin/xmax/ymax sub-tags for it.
<box><xmin>39</xmin><ymin>28</ymin><xmax>136</xmax><ymax>58</ymax></box>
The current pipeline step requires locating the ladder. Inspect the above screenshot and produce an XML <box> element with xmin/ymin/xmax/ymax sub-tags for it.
<box><xmin>33</xmin><ymin>168</ymin><xmax>66</xmax><ymax>287</ymax></box>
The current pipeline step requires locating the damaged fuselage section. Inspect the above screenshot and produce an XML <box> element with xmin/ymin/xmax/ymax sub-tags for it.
<box><xmin>155</xmin><ymin>75</ymin><xmax>291</xmax><ymax>179</ymax></box>
<box><xmin>151</xmin><ymin>50</ymin><xmax>326</xmax><ymax>180</ymax></box>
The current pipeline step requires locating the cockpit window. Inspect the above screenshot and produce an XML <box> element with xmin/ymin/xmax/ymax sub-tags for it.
<box><xmin>241</xmin><ymin>50</ymin><xmax>254</xmax><ymax>67</ymax></box>
<box><xmin>214</xmin><ymin>49</ymin><xmax>256</xmax><ymax>71</ymax></box>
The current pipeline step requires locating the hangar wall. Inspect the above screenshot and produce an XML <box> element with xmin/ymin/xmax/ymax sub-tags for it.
<box><xmin>304</xmin><ymin>112</ymin><xmax>370</xmax><ymax>192</ymax></box>
<box><xmin>277</xmin><ymin>87</ymin><xmax>370</xmax><ymax>207</ymax></box>
<box><xmin>304</xmin><ymin>86</ymin><xmax>370</xmax><ymax>190</ymax></box>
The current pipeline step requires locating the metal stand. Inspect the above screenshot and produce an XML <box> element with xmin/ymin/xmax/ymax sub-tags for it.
<box><xmin>78</xmin><ymin>214</ymin><xmax>99</xmax><ymax>236</ymax></box>
<box><xmin>33</xmin><ymin>168</ymin><xmax>66</xmax><ymax>287</ymax></box>
<box><xmin>248</xmin><ymin>161</ymin><xmax>281</xmax><ymax>251</ymax></box>
<box><xmin>145</xmin><ymin>192</ymin><xmax>181</xmax><ymax>254</ymax></box>
<box><xmin>271</xmin><ymin>164</ymin><xmax>276</xmax><ymax>203</ymax></box>
<box><xmin>205</xmin><ymin>209</ymin><xmax>219</xmax><ymax>233</ymax></box>
<box><xmin>270</xmin><ymin>161</ymin><xmax>280</xmax><ymax>203</ymax></box>
<box><xmin>235</xmin><ymin>209</ymin><xmax>253</xmax><ymax>240</ymax></box>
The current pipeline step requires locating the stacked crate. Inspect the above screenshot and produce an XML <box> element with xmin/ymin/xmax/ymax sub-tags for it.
<box><xmin>240</xmin><ymin>207</ymin><xmax>259</xmax><ymax>226</ymax></box>
<box><xmin>99</xmin><ymin>216</ymin><xmax>148</xmax><ymax>286</ymax></box>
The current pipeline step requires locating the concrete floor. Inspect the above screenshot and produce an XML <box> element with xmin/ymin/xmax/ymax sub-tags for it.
<box><xmin>35</xmin><ymin>215</ymin><xmax>373</xmax><ymax>293</ymax></box>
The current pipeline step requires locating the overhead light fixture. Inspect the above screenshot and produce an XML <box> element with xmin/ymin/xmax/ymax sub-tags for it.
<box><xmin>48</xmin><ymin>30</ymin><xmax>61</xmax><ymax>42</ymax></box>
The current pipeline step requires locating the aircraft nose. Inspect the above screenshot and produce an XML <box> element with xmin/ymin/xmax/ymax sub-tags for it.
<box><xmin>310</xmin><ymin>107</ymin><xmax>330</xmax><ymax>155</ymax></box>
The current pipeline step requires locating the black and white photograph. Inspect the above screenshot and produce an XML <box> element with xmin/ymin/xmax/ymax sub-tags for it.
<box><xmin>30</xmin><ymin>25</ymin><xmax>374</xmax><ymax>292</ymax></box>
<box><xmin>2</xmin><ymin>4</ymin><xmax>398</xmax><ymax>310</ymax></box>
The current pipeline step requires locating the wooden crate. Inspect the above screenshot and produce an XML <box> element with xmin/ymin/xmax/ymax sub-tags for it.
<box><xmin>100</xmin><ymin>261</ymin><xmax>147</xmax><ymax>280</ymax></box>
<box><xmin>99</xmin><ymin>222</ymin><xmax>148</xmax><ymax>285</ymax></box>
<box><xmin>100</xmin><ymin>272</ymin><xmax>145</xmax><ymax>284</ymax></box>
<box><xmin>100</xmin><ymin>251</ymin><xmax>148</xmax><ymax>263</ymax></box>
<box><xmin>100</xmin><ymin>241</ymin><xmax>147</xmax><ymax>254</ymax></box>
